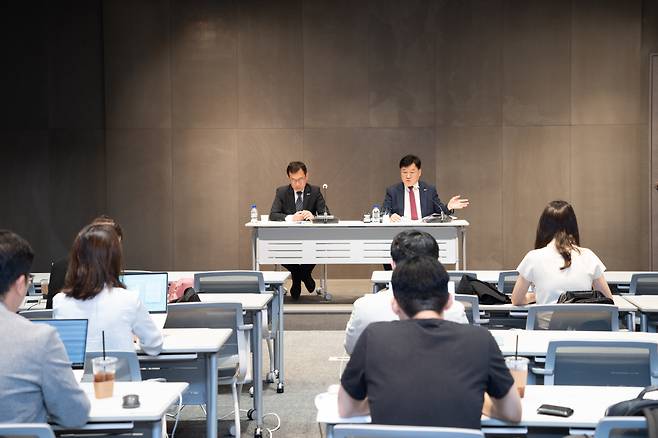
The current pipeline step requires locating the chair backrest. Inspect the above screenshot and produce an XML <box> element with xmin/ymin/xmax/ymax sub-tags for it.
<box><xmin>19</xmin><ymin>309</ymin><xmax>53</xmax><ymax>320</ymax></box>
<box><xmin>526</xmin><ymin>304</ymin><xmax>619</xmax><ymax>331</ymax></box>
<box><xmin>82</xmin><ymin>351</ymin><xmax>142</xmax><ymax>382</ymax></box>
<box><xmin>594</xmin><ymin>417</ymin><xmax>648</xmax><ymax>438</ymax></box>
<box><xmin>332</xmin><ymin>424</ymin><xmax>484</xmax><ymax>438</ymax></box>
<box><xmin>542</xmin><ymin>340</ymin><xmax>658</xmax><ymax>386</ymax></box>
<box><xmin>454</xmin><ymin>294</ymin><xmax>488</xmax><ymax>325</ymax></box>
<box><xmin>194</xmin><ymin>270</ymin><xmax>265</xmax><ymax>294</ymax></box>
<box><xmin>497</xmin><ymin>271</ymin><xmax>518</xmax><ymax>294</ymax></box>
<box><xmin>165</xmin><ymin>302</ymin><xmax>249</xmax><ymax>380</ymax></box>
<box><xmin>629</xmin><ymin>273</ymin><xmax>658</xmax><ymax>295</ymax></box>
<box><xmin>0</xmin><ymin>423</ymin><xmax>55</xmax><ymax>438</ymax></box>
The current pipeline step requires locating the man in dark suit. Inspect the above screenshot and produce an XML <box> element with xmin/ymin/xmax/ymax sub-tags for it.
<box><xmin>269</xmin><ymin>161</ymin><xmax>328</xmax><ymax>300</ymax></box>
<box><xmin>383</xmin><ymin>154</ymin><xmax>469</xmax><ymax>222</ymax></box>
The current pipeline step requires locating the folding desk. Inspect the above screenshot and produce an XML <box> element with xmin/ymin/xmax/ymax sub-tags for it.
<box><xmin>315</xmin><ymin>385</ymin><xmax>649</xmax><ymax>437</ymax></box>
<box><xmin>197</xmin><ymin>293</ymin><xmax>273</xmax><ymax>438</ymax></box>
<box><xmin>622</xmin><ymin>295</ymin><xmax>658</xmax><ymax>332</ymax></box>
<box><xmin>58</xmin><ymin>381</ymin><xmax>188</xmax><ymax>438</ymax></box>
<box><xmin>137</xmin><ymin>328</ymin><xmax>232</xmax><ymax>438</ymax></box>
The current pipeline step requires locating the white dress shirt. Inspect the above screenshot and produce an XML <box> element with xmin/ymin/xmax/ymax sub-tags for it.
<box><xmin>403</xmin><ymin>183</ymin><xmax>423</xmax><ymax>220</ymax></box>
<box><xmin>53</xmin><ymin>286</ymin><xmax>163</xmax><ymax>355</ymax></box>
<box><xmin>285</xmin><ymin>190</ymin><xmax>305</xmax><ymax>222</ymax></box>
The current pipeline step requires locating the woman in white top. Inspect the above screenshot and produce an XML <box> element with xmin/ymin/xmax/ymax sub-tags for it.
<box><xmin>511</xmin><ymin>200</ymin><xmax>613</xmax><ymax>306</ymax></box>
<box><xmin>53</xmin><ymin>223</ymin><xmax>163</xmax><ymax>355</ymax></box>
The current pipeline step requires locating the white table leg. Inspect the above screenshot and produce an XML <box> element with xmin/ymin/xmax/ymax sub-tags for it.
<box><xmin>207</xmin><ymin>352</ymin><xmax>218</xmax><ymax>438</ymax></box>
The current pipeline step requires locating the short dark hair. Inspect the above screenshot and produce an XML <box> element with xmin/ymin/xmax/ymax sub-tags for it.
<box><xmin>62</xmin><ymin>224</ymin><xmax>125</xmax><ymax>300</ymax></box>
<box><xmin>390</xmin><ymin>230</ymin><xmax>438</xmax><ymax>264</ymax></box>
<box><xmin>392</xmin><ymin>255</ymin><xmax>449</xmax><ymax>318</ymax></box>
<box><xmin>399</xmin><ymin>154</ymin><xmax>421</xmax><ymax>169</ymax></box>
<box><xmin>0</xmin><ymin>230</ymin><xmax>34</xmax><ymax>296</ymax></box>
<box><xmin>535</xmin><ymin>200</ymin><xmax>580</xmax><ymax>270</ymax></box>
<box><xmin>91</xmin><ymin>215</ymin><xmax>123</xmax><ymax>240</ymax></box>
<box><xmin>286</xmin><ymin>161</ymin><xmax>307</xmax><ymax>176</ymax></box>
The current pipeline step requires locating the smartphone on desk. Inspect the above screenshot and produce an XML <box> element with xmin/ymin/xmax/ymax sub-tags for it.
<box><xmin>537</xmin><ymin>404</ymin><xmax>573</xmax><ymax>417</ymax></box>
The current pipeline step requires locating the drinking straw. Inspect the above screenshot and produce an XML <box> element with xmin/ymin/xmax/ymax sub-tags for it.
<box><xmin>515</xmin><ymin>334</ymin><xmax>519</xmax><ymax>360</ymax></box>
<box><xmin>102</xmin><ymin>330</ymin><xmax>106</xmax><ymax>360</ymax></box>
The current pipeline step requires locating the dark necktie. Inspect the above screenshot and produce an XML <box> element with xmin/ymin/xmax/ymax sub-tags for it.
<box><xmin>408</xmin><ymin>187</ymin><xmax>419</xmax><ymax>220</ymax></box>
<box><xmin>295</xmin><ymin>191</ymin><xmax>303</xmax><ymax>212</ymax></box>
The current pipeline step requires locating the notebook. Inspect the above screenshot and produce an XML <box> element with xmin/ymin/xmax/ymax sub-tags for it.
<box><xmin>120</xmin><ymin>272</ymin><xmax>168</xmax><ymax>329</ymax></box>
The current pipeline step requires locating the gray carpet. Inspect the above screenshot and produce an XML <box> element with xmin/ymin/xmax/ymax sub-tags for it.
<box><xmin>173</xmin><ymin>331</ymin><xmax>348</xmax><ymax>438</ymax></box>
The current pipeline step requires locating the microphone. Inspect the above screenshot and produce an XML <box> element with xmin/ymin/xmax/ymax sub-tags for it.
<box><xmin>322</xmin><ymin>184</ymin><xmax>329</xmax><ymax>216</ymax></box>
<box><xmin>315</xmin><ymin>183</ymin><xmax>337</xmax><ymax>223</ymax></box>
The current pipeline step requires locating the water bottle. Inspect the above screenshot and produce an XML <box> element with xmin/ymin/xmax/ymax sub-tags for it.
<box><xmin>250</xmin><ymin>204</ymin><xmax>258</xmax><ymax>223</ymax></box>
<box><xmin>371</xmin><ymin>204</ymin><xmax>381</xmax><ymax>223</ymax></box>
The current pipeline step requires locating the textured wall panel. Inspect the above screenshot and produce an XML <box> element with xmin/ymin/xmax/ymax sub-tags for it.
<box><xmin>437</xmin><ymin>127</ymin><xmax>503</xmax><ymax>268</ymax></box>
<box><xmin>172</xmin><ymin>129</ymin><xmax>239</xmax><ymax>270</ymax></box>
<box><xmin>502</xmin><ymin>126</ymin><xmax>571</xmax><ymax>268</ymax></box>
<box><xmin>368</xmin><ymin>0</ymin><xmax>437</xmax><ymax>127</ymax></box>
<box><xmin>303</xmin><ymin>0</ymin><xmax>369</xmax><ymax>127</ymax></box>
<box><xmin>436</xmin><ymin>0</ymin><xmax>503</xmax><ymax>126</ymax></box>
<box><xmin>572</xmin><ymin>0</ymin><xmax>641</xmax><ymax>125</ymax></box>
<box><xmin>171</xmin><ymin>0</ymin><xmax>238</xmax><ymax>128</ymax></box>
<box><xmin>104</xmin><ymin>0</ymin><xmax>171</xmax><ymax>129</ymax></box>
<box><xmin>106</xmin><ymin>130</ymin><xmax>173</xmax><ymax>269</ymax></box>
<box><xmin>572</xmin><ymin>125</ymin><xmax>648</xmax><ymax>270</ymax></box>
<box><xmin>503</xmin><ymin>0</ymin><xmax>571</xmax><ymax>126</ymax></box>
<box><xmin>238</xmin><ymin>0</ymin><xmax>303</xmax><ymax>128</ymax></box>
<box><xmin>48</xmin><ymin>0</ymin><xmax>104</xmax><ymax>129</ymax></box>
<box><xmin>237</xmin><ymin>129</ymin><xmax>303</xmax><ymax>269</ymax></box>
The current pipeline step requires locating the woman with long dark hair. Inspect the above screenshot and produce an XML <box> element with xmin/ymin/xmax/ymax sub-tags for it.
<box><xmin>53</xmin><ymin>223</ymin><xmax>162</xmax><ymax>355</ymax></box>
<box><xmin>511</xmin><ymin>200</ymin><xmax>612</xmax><ymax>306</ymax></box>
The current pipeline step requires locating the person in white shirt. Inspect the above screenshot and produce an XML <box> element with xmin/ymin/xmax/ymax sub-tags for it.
<box><xmin>53</xmin><ymin>223</ymin><xmax>162</xmax><ymax>355</ymax></box>
<box><xmin>511</xmin><ymin>200</ymin><xmax>613</xmax><ymax>307</ymax></box>
<box><xmin>344</xmin><ymin>229</ymin><xmax>468</xmax><ymax>354</ymax></box>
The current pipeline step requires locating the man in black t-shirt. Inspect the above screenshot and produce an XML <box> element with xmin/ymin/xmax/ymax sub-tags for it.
<box><xmin>338</xmin><ymin>255</ymin><xmax>522</xmax><ymax>429</ymax></box>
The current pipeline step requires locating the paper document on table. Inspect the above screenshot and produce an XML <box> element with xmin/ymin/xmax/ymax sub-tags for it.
<box><xmin>314</xmin><ymin>392</ymin><xmax>371</xmax><ymax>424</ymax></box>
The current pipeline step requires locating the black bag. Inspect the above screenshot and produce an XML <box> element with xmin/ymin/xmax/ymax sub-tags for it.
<box><xmin>173</xmin><ymin>287</ymin><xmax>200</xmax><ymax>303</ymax></box>
<box><xmin>456</xmin><ymin>275</ymin><xmax>511</xmax><ymax>305</ymax></box>
<box><xmin>557</xmin><ymin>290</ymin><xmax>614</xmax><ymax>305</ymax></box>
<box><xmin>606</xmin><ymin>386</ymin><xmax>658</xmax><ymax>438</ymax></box>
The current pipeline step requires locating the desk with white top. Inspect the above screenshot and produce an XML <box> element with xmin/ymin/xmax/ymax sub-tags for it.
<box><xmin>622</xmin><ymin>295</ymin><xmax>658</xmax><ymax>332</ymax></box>
<box><xmin>137</xmin><ymin>328</ymin><xmax>232</xmax><ymax>438</ymax></box>
<box><xmin>64</xmin><ymin>381</ymin><xmax>188</xmax><ymax>438</ymax></box>
<box><xmin>197</xmin><ymin>293</ymin><xmax>273</xmax><ymax>437</ymax></box>
<box><xmin>316</xmin><ymin>385</ymin><xmax>649</xmax><ymax>437</ymax></box>
<box><xmin>246</xmin><ymin>219</ymin><xmax>469</xmax><ymax>269</ymax></box>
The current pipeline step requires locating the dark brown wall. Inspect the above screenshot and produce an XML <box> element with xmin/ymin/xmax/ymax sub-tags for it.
<box><xmin>1</xmin><ymin>0</ymin><xmax>655</xmax><ymax>273</ymax></box>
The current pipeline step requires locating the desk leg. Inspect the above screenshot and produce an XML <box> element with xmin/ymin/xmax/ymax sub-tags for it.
<box><xmin>252</xmin><ymin>229</ymin><xmax>258</xmax><ymax>270</ymax></box>
<box><xmin>276</xmin><ymin>284</ymin><xmax>285</xmax><ymax>392</ymax></box>
<box><xmin>150</xmin><ymin>419</ymin><xmax>163</xmax><ymax>438</ymax></box>
<box><xmin>627</xmin><ymin>312</ymin><xmax>635</xmax><ymax>332</ymax></box>
<box><xmin>326</xmin><ymin>423</ymin><xmax>334</xmax><ymax>438</ymax></box>
<box><xmin>253</xmin><ymin>309</ymin><xmax>264</xmax><ymax>436</ymax></box>
<box><xmin>207</xmin><ymin>352</ymin><xmax>218</xmax><ymax>438</ymax></box>
<box><xmin>461</xmin><ymin>227</ymin><xmax>467</xmax><ymax>270</ymax></box>
<box><xmin>642</xmin><ymin>314</ymin><xmax>648</xmax><ymax>332</ymax></box>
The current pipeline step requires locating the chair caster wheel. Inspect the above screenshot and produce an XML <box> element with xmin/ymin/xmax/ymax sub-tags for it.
<box><xmin>274</xmin><ymin>369</ymin><xmax>280</xmax><ymax>379</ymax></box>
<box><xmin>266</xmin><ymin>371</ymin><xmax>276</xmax><ymax>383</ymax></box>
<box><xmin>254</xmin><ymin>427</ymin><xmax>263</xmax><ymax>438</ymax></box>
<box><xmin>247</xmin><ymin>408</ymin><xmax>255</xmax><ymax>420</ymax></box>
<box><xmin>277</xmin><ymin>383</ymin><xmax>284</xmax><ymax>393</ymax></box>
<box><xmin>324</xmin><ymin>293</ymin><xmax>333</xmax><ymax>301</ymax></box>
<box><xmin>249</xmin><ymin>386</ymin><xmax>254</xmax><ymax>397</ymax></box>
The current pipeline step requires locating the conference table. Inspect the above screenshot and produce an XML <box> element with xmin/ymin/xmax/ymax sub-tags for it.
<box><xmin>246</xmin><ymin>219</ymin><xmax>470</xmax><ymax>270</ymax></box>
<box><xmin>316</xmin><ymin>385</ymin><xmax>651</xmax><ymax>437</ymax></box>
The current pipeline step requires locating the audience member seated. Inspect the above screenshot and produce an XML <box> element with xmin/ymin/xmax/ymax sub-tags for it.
<box><xmin>53</xmin><ymin>223</ymin><xmax>162</xmax><ymax>355</ymax></box>
<box><xmin>46</xmin><ymin>215</ymin><xmax>123</xmax><ymax>309</ymax></box>
<box><xmin>0</xmin><ymin>230</ymin><xmax>90</xmax><ymax>426</ymax></box>
<box><xmin>344</xmin><ymin>230</ymin><xmax>468</xmax><ymax>354</ymax></box>
<box><xmin>511</xmin><ymin>200</ymin><xmax>613</xmax><ymax>310</ymax></box>
<box><xmin>338</xmin><ymin>255</ymin><xmax>522</xmax><ymax>428</ymax></box>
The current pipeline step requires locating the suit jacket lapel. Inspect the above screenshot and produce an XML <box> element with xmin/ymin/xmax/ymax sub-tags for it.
<box><xmin>302</xmin><ymin>185</ymin><xmax>311</xmax><ymax>211</ymax></box>
<box><xmin>418</xmin><ymin>181</ymin><xmax>430</xmax><ymax>216</ymax></box>
<box><xmin>286</xmin><ymin>186</ymin><xmax>296</xmax><ymax>213</ymax></box>
<box><xmin>396</xmin><ymin>183</ymin><xmax>405</xmax><ymax>213</ymax></box>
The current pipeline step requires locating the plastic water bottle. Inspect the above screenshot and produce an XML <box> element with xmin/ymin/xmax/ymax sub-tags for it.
<box><xmin>372</xmin><ymin>204</ymin><xmax>381</xmax><ymax>223</ymax></box>
<box><xmin>250</xmin><ymin>204</ymin><xmax>258</xmax><ymax>223</ymax></box>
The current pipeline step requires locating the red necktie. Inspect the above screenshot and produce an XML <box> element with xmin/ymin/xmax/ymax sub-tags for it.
<box><xmin>408</xmin><ymin>187</ymin><xmax>418</xmax><ymax>220</ymax></box>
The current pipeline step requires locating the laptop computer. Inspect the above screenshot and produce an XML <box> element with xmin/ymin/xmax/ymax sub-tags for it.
<box><xmin>119</xmin><ymin>272</ymin><xmax>168</xmax><ymax>329</ymax></box>
<box><xmin>32</xmin><ymin>319</ymin><xmax>88</xmax><ymax>369</ymax></box>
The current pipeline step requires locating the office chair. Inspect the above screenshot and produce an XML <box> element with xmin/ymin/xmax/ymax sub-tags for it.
<box><xmin>594</xmin><ymin>417</ymin><xmax>647</xmax><ymax>438</ymax></box>
<box><xmin>332</xmin><ymin>424</ymin><xmax>485</xmax><ymax>438</ymax></box>
<box><xmin>0</xmin><ymin>423</ymin><xmax>55</xmax><ymax>438</ymax></box>
<box><xmin>455</xmin><ymin>294</ymin><xmax>489</xmax><ymax>325</ymax></box>
<box><xmin>497</xmin><ymin>271</ymin><xmax>519</xmax><ymax>294</ymax></box>
<box><xmin>82</xmin><ymin>351</ymin><xmax>142</xmax><ymax>382</ymax></box>
<box><xmin>159</xmin><ymin>302</ymin><xmax>252</xmax><ymax>437</ymax></box>
<box><xmin>629</xmin><ymin>273</ymin><xmax>658</xmax><ymax>295</ymax></box>
<box><xmin>194</xmin><ymin>271</ymin><xmax>276</xmax><ymax>382</ymax></box>
<box><xmin>526</xmin><ymin>304</ymin><xmax>620</xmax><ymax>331</ymax></box>
<box><xmin>19</xmin><ymin>309</ymin><xmax>53</xmax><ymax>320</ymax></box>
<box><xmin>532</xmin><ymin>340</ymin><xmax>658</xmax><ymax>386</ymax></box>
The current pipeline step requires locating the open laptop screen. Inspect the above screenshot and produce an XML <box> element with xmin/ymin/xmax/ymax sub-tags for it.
<box><xmin>32</xmin><ymin>319</ymin><xmax>88</xmax><ymax>369</ymax></box>
<box><xmin>119</xmin><ymin>272</ymin><xmax>168</xmax><ymax>314</ymax></box>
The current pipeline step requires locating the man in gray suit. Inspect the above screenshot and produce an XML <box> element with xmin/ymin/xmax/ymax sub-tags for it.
<box><xmin>0</xmin><ymin>230</ymin><xmax>90</xmax><ymax>426</ymax></box>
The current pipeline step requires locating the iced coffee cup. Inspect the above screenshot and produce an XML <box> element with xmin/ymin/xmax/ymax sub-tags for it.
<box><xmin>92</xmin><ymin>356</ymin><xmax>117</xmax><ymax>399</ymax></box>
<box><xmin>505</xmin><ymin>356</ymin><xmax>529</xmax><ymax>398</ymax></box>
